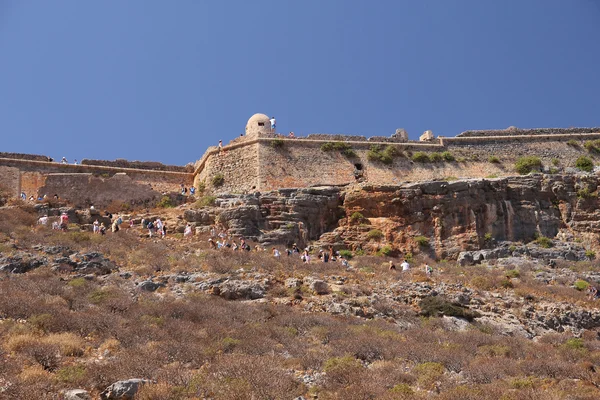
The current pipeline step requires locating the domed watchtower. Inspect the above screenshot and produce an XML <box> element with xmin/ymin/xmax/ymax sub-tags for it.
<box><xmin>245</xmin><ymin>113</ymin><xmax>272</xmax><ymax>137</ymax></box>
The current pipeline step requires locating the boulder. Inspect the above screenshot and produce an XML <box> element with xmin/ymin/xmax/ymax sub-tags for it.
<box><xmin>100</xmin><ymin>379</ymin><xmax>151</xmax><ymax>400</ymax></box>
<box><xmin>63</xmin><ymin>389</ymin><xmax>91</xmax><ymax>400</ymax></box>
<box><xmin>138</xmin><ymin>281</ymin><xmax>164</xmax><ymax>292</ymax></box>
<box><xmin>217</xmin><ymin>280</ymin><xmax>266</xmax><ymax>300</ymax></box>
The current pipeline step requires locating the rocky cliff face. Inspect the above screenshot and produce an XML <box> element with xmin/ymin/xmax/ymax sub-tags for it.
<box><xmin>184</xmin><ymin>174</ymin><xmax>600</xmax><ymax>261</ymax></box>
<box><xmin>324</xmin><ymin>174</ymin><xmax>600</xmax><ymax>259</ymax></box>
<box><xmin>184</xmin><ymin>187</ymin><xmax>344</xmax><ymax>247</ymax></box>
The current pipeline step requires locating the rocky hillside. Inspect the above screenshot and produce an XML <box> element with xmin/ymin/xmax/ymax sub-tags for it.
<box><xmin>2</xmin><ymin>174</ymin><xmax>600</xmax><ymax>399</ymax></box>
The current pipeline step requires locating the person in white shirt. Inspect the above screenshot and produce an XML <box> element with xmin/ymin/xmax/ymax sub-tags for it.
<box><xmin>270</xmin><ymin>117</ymin><xmax>276</xmax><ymax>131</ymax></box>
<box><xmin>401</xmin><ymin>260</ymin><xmax>410</xmax><ymax>271</ymax></box>
<box><xmin>272</xmin><ymin>248</ymin><xmax>280</xmax><ymax>258</ymax></box>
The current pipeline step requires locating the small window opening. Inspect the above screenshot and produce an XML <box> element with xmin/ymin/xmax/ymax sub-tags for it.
<box><xmin>258</xmin><ymin>122</ymin><xmax>265</xmax><ymax>127</ymax></box>
<box><xmin>354</xmin><ymin>163</ymin><xmax>363</xmax><ymax>171</ymax></box>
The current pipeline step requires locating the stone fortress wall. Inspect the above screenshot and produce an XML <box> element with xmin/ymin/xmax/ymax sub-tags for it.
<box><xmin>195</xmin><ymin>116</ymin><xmax>600</xmax><ymax>194</ymax></box>
<box><xmin>2</xmin><ymin>113</ymin><xmax>600</xmax><ymax>206</ymax></box>
<box><xmin>0</xmin><ymin>156</ymin><xmax>192</xmax><ymax>207</ymax></box>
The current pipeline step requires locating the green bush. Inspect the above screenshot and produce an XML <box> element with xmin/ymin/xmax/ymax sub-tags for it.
<box><xmin>574</xmin><ymin>280</ymin><xmax>589</xmax><ymax>291</ymax></box>
<box><xmin>212</xmin><ymin>174</ymin><xmax>225</xmax><ymax>187</ymax></box>
<box><xmin>483</xmin><ymin>232</ymin><xmax>493</xmax><ymax>242</ymax></box>
<box><xmin>429</xmin><ymin>152</ymin><xmax>443</xmax><ymax>162</ymax></box>
<box><xmin>367</xmin><ymin>229</ymin><xmax>384</xmax><ymax>240</ymax></box>
<box><xmin>584</xmin><ymin>140</ymin><xmax>600</xmax><ymax>153</ymax></box>
<box><xmin>367</xmin><ymin>145</ymin><xmax>398</xmax><ymax>164</ymax></box>
<box><xmin>270</xmin><ymin>138</ymin><xmax>284</xmax><ymax>148</ymax></box>
<box><xmin>549</xmin><ymin>167</ymin><xmax>559</xmax><ymax>174</ymax></box>
<box><xmin>338</xmin><ymin>249</ymin><xmax>353</xmax><ymax>259</ymax></box>
<box><xmin>350</xmin><ymin>212</ymin><xmax>364</xmax><ymax>223</ymax></box>
<box><xmin>321</xmin><ymin>142</ymin><xmax>356</xmax><ymax>157</ymax></box>
<box><xmin>194</xmin><ymin>195</ymin><xmax>217</xmax><ymax>207</ymax></box>
<box><xmin>156</xmin><ymin>195</ymin><xmax>175</xmax><ymax>208</ymax></box>
<box><xmin>564</xmin><ymin>338</ymin><xmax>585</xmax><ymax>349</ymax></box>
<box><xmin>534</xmin><ymin>235</ymin><xmax>553</xmax><ymax>248</ymax></box>
<box><xmin>552</xmin><ymin>158</ymin><xmax>560</xmax><ymax>166</ymax></box>
<box><xmin>341</xmin><ymin>148</ymin><xmax>357</xmax><ymax>158</ymax></box>
<box><xmin>567</xmin><ymin>139</ymin><xmax>580</xmax><ymax>147</ymax></box>
<box><xmin>506</xmin><ymin>269</ymin><xmax>520</xmax><ymax>278</ymax></box>
<box><xmin>196</xmin><ymin>181</ymin><xmax>206</xmax><ymax>193</ymax></box>
<box><xmin>55</xmin><ymin>365</ymin><xmax>87</xmax><ymax>383</ymax></box>
<box><xmin>441</xmin><ymin>151</ymin><xmax>455</xmax><ymax>161</ymax></box>
<box><xmin>575</xmin><ymin>156</ymin><xmax>594</xmax><ymax>172</ymax></box>
<box><xmin>414</xmin><ymin>235</ymin><xmax>429</xmax><ymax>247</ymax></box>
<box><xmin>488</xmin><ymin>156</ymin><xmax>500</xmax><ymax>164</ymax></box>
<box><xmin>585</xmin><ymin>250</ymin><xmax>596</xmax><ymax>259</ymax></box>
<box><xmin>515</xmin><ymin>156</ymin><xmax>542</xmax><ymax>175</ymax></box>
<box><xmin>320</xmin><ymin>142</ymin><xmax>334</xmax><ymax>152</ymax></box>
<box><xmin>412</xmin><ymin>152</ymin><xmax>430</xmax><ymax>163</ymax></box>
<box><xmin>376</xmin><ymin>245</ymin><xmax>393</xmax><ymax>256</ymax></box>
<box><xmin>577</xmin><ymin>187</ymin><xmax>597</xmax><ymax>199</ymax></box>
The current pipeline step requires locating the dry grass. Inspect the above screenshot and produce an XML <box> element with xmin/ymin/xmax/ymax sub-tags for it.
<box><xmin>1</xmin><ymin>204</ymin><xmax>600</xmax><ymax>398</ymax></box>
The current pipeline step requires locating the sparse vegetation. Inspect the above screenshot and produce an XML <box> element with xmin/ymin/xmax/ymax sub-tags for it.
<box><xmin>212</xmin><ymin>174</ymin><xmax>225</xmax><ymax>187</ymax></box>
<box><xmin>441</xmin><ymin>151</ymin><xmax>455</xmax><ymax>161</ymax></box>
<box><xmin>575</xmin><ymin>156</ymin><xmax>594</xmax><ymax>172</ymax></box>
<box><xmin>194</xmin><ymin>195</ymin><xmax>217</xmax><ymax>207</ymax></box>
<box><xmin>3</xmin><ymin>177</ymin><xmax>600</xmax><ymax>399</ymax></box>
<box><xmin>534</xmin><ymin>235</ymin><xmax>553</xmax><ymax>248</ymax></box>
<box><xmin>367</xmin><ymin>229</ymin><xmax>384</xmax><ymax>240</ymax></box>
<box><xmin>156</xmin><ymin>195</ymin><xmax>175</xmax><ymax>208</ymax></box>
<box><xmin>577</xmin><ymin>187</ymin><xmax>597</xmax><ymax>199</ymax></box>
<box><xmin>429</xmin><ymin>152</ymin><xmax>443</xmax><ymax>162</ymax></box>
<box><xmin>515</xmin><ymin>156</ymin><xmax>542</xmax><ymax>175</ymax></box>
<box><xmin>350</xmin><ymin>211</ymin><xmax>365</xmax><ymax>223</ymax></box>
<box><xmin>584</xmin><ymin>139</ymin><xmax>600</xmax><ymax>153</ymax></box>
<box><xmin>412</xmin><ymin>152</ymin><xmax>430</xmax><ymax>163</ymax></box>
<box><xmin>414</xmin><ymin>235</ymin><xmax>429</xmax><ymax>247</ymax></box>
<box><xmin>567</xmin><ymin>139</ymin><xmax>580</xmax><ymax>147</ymax></box>
<box><xmin>321</xmin><ymin>141</ymin><xmax>356</xmax><ymax>157</ymax></box>
<box><xmin>270</xmin><ymin>138</ymin><xmax>285</xmax><ymax>148</ymax></box>
<box><xmin>488</xmin><ymin>155</ymin><xmax>500</xmax><ymax>164</ymax></box>
<box><xmin>586</xmin><ymin>250</ymin><xmax>596</xmax><ymax>259</ymax></box>
<box><xmin>367</xmin><ymin>145</ymin><xmax>398</xmax><ymax>164</ymax></box>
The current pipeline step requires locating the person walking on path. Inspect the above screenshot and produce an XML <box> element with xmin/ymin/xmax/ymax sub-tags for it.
<box><xmin>401</xmin><ymin>260</ymin><xmax>410</xmax><ymax>272</ymax></box>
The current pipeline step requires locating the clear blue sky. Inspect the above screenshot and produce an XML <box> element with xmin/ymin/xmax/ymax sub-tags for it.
<box><xmin>1</xmin><ymin>0</ymin><xmax>599</xmax><ymax>166</ymax></box>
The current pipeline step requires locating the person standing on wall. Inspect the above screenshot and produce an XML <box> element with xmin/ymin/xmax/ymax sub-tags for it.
<box><xmin>270</xmin><ymin>116</ymin><xmax>276</xmax><ymax>132</ymax></box>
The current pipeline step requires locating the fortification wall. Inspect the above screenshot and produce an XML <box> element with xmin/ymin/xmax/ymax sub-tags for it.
<box><xmin>81</xmin><ymin>159</ymin><xmax>192</xmax><ymax>172</ymax></box>
<box><xmin>0</xmin><ymin>166</ymin><xmax>20</xmax><ymax>195</ymax></box>
<box><xmin>0</xmin><ymin>157</ymin><xmax>192</xmax><ymax>202</ymax></box>
<box><xmin>194</xmin><ymin>142</ymin><xmax>260</xmax><ymax>194</ymax></box>
<box><xmin>0</xmin><ymin>152</ymin><xmax>50</xmax><ymax>162</ymax></box>
<box><xmin>456</xmin><ymin>127</ymin><xmax>600</xmax><ymax>137</ymax></box>
<box><xmin>196</xmin><ymin>132</ymin><xmax>600</xmax><ymax>192</ymax></box>
<box><xmin>258</xmin><ymin>140</ymin><xmax>507</xmax><ymax>188</ymax></box>
<box><xmin>38</xmin><ymin>173</ymin><xmax>162</xmax><ymax>207</ymax></box>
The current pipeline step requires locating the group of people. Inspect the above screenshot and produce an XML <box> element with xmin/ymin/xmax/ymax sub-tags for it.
<box><xmin>142</xmin><ymin>218</ymin><xmax>167</xmax><ymax>238</ymax></box>
<box><xmin>37</xmin><ymin>212</ymin><xmax>70</xmax><ymax>231</ymax></box>
<box><xmin>21</xmin><ymin>192</ymin><xmax>59</xmax><ymax>202</ymax></box>
<box><xmin>180</xmin><ymin>184</ymin><xmax>196</xmax><ymax>196</ymax></box>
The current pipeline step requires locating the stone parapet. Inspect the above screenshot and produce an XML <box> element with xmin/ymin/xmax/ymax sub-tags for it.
<box><xmin>81</xmin><ymin>159</ymin><xmax>192</xmax><ymax>172</ymax></box>
<box><xmin>457</xmin><ymin>127</ymin><xmax>600</xmax><ymax>137</ymax></box>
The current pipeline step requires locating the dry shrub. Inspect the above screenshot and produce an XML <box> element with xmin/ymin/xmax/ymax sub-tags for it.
<box><xmin>6</xmin><ymin>332</ymin><xmax>84</xmax><ymax>358</ymax></box>
<box><xmin>194</xmin><ymin>354</ymin><xmax>305</xmax><ymax>400</ymax></box>
<box><xmin>0</xmin><ymin>207</ymin><xmax>37</xmax><ymax>235</ymax></box>
<box><xmin>135</xmin><ymin>382</ymin><xmax>181</xmax><ymax>400</ymax></box>
<box><xmin>18</xmin><ymin>364</ymin><xmax>52</xmax><ymax>383</ymax></box>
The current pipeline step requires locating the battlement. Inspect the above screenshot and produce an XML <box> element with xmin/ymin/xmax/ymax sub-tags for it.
<box><xmin>456</xmin><ymin>126</ymin><xmax>600</xmax><ymax>138</ymax></box>
<box><xmin>192</xmin><ymin>117</ymin><xmax>600</xmax><ymax>194</ymax></box>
